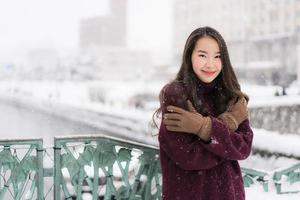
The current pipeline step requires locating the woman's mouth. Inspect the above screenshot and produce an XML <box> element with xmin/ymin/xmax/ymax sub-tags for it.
<box><xmin>202</xmin><ymin>70</ymin><xmax>216</xmax><ymax>76</ymax></box>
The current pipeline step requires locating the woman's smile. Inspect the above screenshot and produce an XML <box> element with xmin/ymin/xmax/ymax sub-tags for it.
<box><xmin>201</xmin><ymin>70</ymin><xmax>216</xmax><ymax>76</ymax></box>
<box><xmin>191</xmin><ymin>36</ymin><xmax>222</xmax><ymax>83</ymax></box>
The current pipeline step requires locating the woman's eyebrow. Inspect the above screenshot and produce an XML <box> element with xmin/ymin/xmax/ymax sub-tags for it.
<box><xmin>196</xmin><ymin>50</ymin><xmax>208</xmax><ymax>54</ymax></box>
<box><xmin>196</xmin><ymin>50</ymin><xmax>221</xmax><ymax>54</ymax></box>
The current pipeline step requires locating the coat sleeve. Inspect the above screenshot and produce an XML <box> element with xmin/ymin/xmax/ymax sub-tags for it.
<box><xmin>201</xmin><ymin>117</ymin><xmax>253</xmax><ymax>161</ymax></box>
<box><xmin>158</xmin><ymin>83</ymin><xmax>225</xmax><ymax>170</ymax></box>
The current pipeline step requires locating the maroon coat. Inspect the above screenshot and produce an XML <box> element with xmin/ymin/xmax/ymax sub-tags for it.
<box><xmin>158</xmin><ymin>81</ymin><xmax>253</xmax><ymax>200</ymax></box>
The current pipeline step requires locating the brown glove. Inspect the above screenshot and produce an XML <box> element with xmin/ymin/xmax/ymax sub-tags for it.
<box><xmin>187</xmin><ymin>97</ymin><xmax>248</xmax><ymax>137</ymax></box>
<box><xmin>218</xmin><ymin>97</ymin><xmax>248</xmax><ymax>131</ymax></box>
<box><xmin>163</xmin><ymin>98</ymin><xmax>248</xmax><ymax>141</ymax></box>
<box><xmin>163</xmin><ymin>102</ymin><xmax>212</xmax><ymax>142</ymax></box>
<box><xmin>187</xmin><ymin>101</ymin><xmax>212</xmax><ymax>141</ymax></box>
<box><xmin>195</xmin><ymin>116</ymin><xmax>212</xmax><ymax>141</ymax></box>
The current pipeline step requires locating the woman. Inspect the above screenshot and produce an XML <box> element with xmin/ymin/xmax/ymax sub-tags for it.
<box><xmin>158</xmin><ymin>26</ymin><xmax>253</xmax><ymax>200</ymax></box>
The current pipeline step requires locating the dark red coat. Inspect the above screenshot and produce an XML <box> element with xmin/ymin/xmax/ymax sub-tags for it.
<box><xmin>158</xmin><ymin>81</ymin><xmax>253</xmax><ymax>200</ymax></box>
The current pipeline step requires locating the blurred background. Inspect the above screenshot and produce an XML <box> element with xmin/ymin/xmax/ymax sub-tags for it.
<box><xmin>0</xmin><ymin>0</ymin><xmax>300</xmax><ymax>198</ymax></box>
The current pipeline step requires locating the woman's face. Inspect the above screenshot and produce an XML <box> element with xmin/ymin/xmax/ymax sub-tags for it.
<box><xmin>191</xmin><ymin>36</ymin><xmax>222</xmax><ymax>83</ymax></box>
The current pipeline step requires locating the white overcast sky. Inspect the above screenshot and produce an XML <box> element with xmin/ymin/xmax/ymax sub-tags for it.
<box><xmin>0</xmin><ymin>0</ymin><xmax>172</xmax><ymax>59</ymax></box>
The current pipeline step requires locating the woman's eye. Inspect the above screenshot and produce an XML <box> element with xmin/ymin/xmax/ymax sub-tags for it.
<box><xmin>199</xmin><ymin>54</ymin><xmax>206</xmax><ymax>58</ymax></box>
<box><xmin>215</xmin><ymin>55</ymin><xmax>221</xmax><ymax>59</ymax></box>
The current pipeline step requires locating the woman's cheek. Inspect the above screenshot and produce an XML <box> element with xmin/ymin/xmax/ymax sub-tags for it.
<box><xmin>216</xmin><ymin>60</ymin><xmax>222</xmax><ymax>69</ymax></box>
<box><xmin>197</xmin><ymin>57</ymin><xmax>207</xmax><ymax>66</ymax></box>
<box><xmin>193</xmin><ymin>60</ymin><xmax>205</xmax><ymax>69</ymax></box>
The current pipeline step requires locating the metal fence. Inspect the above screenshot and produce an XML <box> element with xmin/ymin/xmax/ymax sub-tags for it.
<box><xmin>0</xmin><ymin>135</ymin><xmax>299</xmax><ymax>200</ymax></box>
<box><xmin>0</xmin><ymin>139</ymin><xmax>43</xmax><ymax>200</ymax></box>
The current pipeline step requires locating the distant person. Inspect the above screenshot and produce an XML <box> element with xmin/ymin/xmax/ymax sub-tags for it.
<box><xmin>155</xmin><ymin>27</ymin><xmax>253</xmax><ymax>200</ymax></box>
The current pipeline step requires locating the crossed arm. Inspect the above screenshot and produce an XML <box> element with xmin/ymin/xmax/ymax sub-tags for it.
<box><xmin>163</xmin><ymin>98</ymin><xmax>248</xmax><ymax>142</ymax></box>
<box><xmin>158</xmin><ymin>83</ymin><xmax>253</xmax><ymax>170</ymax></box>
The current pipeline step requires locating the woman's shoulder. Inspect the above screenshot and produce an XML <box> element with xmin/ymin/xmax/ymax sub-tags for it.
<box><xmin>161</xmin><ymin>81</ymin><xmax>187</xmax><ymax>96</ymax></box>
<box><xmin>159</xmin><ymin>81</ymin><xmax>188</xmax><ymax>107</ymax></box>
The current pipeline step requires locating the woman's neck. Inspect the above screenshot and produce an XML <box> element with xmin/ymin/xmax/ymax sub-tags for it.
<box><xmin>197</xmin><ymin>78</ymin><xmax>217</xmax><ymax>94</ymax></box>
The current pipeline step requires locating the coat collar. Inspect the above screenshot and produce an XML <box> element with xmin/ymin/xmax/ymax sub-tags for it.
<box><xmin>196</xmin><ymin>78</ymin><xmax>217</xmax><ymax>95</ymax></box>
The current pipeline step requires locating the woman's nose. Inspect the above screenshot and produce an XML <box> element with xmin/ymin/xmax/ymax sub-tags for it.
<box><xmin>204</xmin><ymin>58</ymin><xmax>214</xmax><ymax>68</ymax></box>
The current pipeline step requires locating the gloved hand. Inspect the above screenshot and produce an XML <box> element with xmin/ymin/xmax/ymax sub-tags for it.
<box><xmin>163</xmin><ymin>97</ymin><xmax>248</xmax><ymax>141</ymax></box>
<box><xmin>163</xmin><ymin>101</ymin><xmax>212</xmax><ymax>141</ymax></box>
<box><xmin>218</xmin><ymin>97</ymin><xmax>248</xmax><ymax>131</ymax></box>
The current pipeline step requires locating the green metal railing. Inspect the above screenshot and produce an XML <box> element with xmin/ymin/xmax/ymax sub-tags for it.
<box><xmin>273</xmin><ymin>163</ymin><xmax>300</xmax><ymax>194</ymax></box>
<box><xmin>0</xmin><ymin>139</ymin><xmax>43</xmax><ymax>200</ymax></box>
<box><xmin>242</xmin><ymin>167</ymin><xmax>269</xmax><ymax>192</ymax></box>
<box><xmin>0</xmin><ymin>135</ymin><xmax>299</xmax><ymax>199</ymax></box>
<box><xmin>54</xmin><ymin>135</ymin><xmax>161</xmax><ymax>200</ymax></box>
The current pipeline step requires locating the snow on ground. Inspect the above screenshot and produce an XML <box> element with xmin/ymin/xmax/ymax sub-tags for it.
<box><xmin>241</xmin><ymin>129</ymin><xmax>300</xmax><ymax>199</ymax></box>
<box><xmin>241</xmin><ymin>82</ymin><xmax>300</xmax><ymax>107</ymax></box>
<box><xmin>251</xmin><ymin>128</ymin><xmax>300</xmax><ymax>158</ymax></box>
<box><xmin>240</xmin><ymin>154</ymin><xmax>299</xmax><ymax>171</ymax></box>
<box><xmin>0</xmin><ymin>80</ymin><xmax>164</xmax><ymax>110</ymax></box>
<box><xmin>245</xmin><ymin>184</ymin><xmax>300</xmax><ymax>200</ymax></box>
<box><xmin>241</xmin><ymin>154</ymin><xmax>300</xmax><ymax>199</ymax></box>
<box><xmin>0</xmin><ymin>80</ymin><xmax>299</xmax><ymax>110</ymax></box>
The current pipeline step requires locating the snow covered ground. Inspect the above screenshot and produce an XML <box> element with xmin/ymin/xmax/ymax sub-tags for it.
<box><xmin>241</xmin><ymin>82</ymin><xmax>300</xmax><ymax>108</ymax></box>
<box><xmin>251</xmin><ymin>128</ymin><xmax>300</xmax><ymax>158</ymax></box>
<box><xmin>245</xmin><ymin>185</ymin><xmax>300</xmax><ymax>200</ymax></box>
<box><xmin>0</xmin><ymin>80</ymin><xmax>300</xmax><ymax>199</ymax></box>
<box><xmin>0</xmin><ymin>80</ymin><xmax>299</xmax><ymax>110</ymax></box>
<box><xmin>241</xmin><ymin>154</ymin><xmax>300</xmax><ymax>199</ymax></box>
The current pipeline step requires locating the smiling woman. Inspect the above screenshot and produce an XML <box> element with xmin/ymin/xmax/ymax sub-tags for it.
<box><xmin>191</xmin><ymin>36</ymin><xmax>222</xmax><ymax>83</ymax></box>
<box><xmin>155</xmin><ymin>26</ymin><xmax>253</xmax><ymax>200</ymax></box>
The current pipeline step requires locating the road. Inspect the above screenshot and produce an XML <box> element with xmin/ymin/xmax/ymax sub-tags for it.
<box><xmin>0</xmin><ymin>100</ymin><xmax>104</xmax><ymax>146</ymax></box>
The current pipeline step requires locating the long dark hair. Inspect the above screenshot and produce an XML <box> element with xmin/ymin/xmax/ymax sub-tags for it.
<box><xmin>151</xmin><ymin>26</ymin><xmax>248</xmax><ymax>132</ymax></box>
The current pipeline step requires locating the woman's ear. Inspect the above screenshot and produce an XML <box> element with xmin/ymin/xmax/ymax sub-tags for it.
<box><xmin>244</xmin><ymin>93</ymin><xmax>250</xmax><ymax>103</ymax></box>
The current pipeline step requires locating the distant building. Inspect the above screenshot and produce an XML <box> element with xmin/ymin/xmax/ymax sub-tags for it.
<box><xmin>173</xmin><ymin>0</ymin><xmax>247</xmax><ymax>66</ymax></box>
<box><xmin>79</xmin><ymin>0</ymin><xmax>127</xmax><ymax>48</ymax></box>
<box><xmin>78</xmin><ymin>0</ymin><xmax>162</xmax><ymax>81</ymax></box>
<box><xmin>82</xmin><ymin>46</ymin><xmax>154</xmax><ymax>81</ymax></box>
<box><xmin>173</xmin><ymin>0</ymin><xmax>300</xmax><ymax>85</ymax></box>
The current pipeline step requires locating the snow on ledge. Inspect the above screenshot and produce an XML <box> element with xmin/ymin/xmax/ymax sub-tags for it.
<box><xmin>252</xmin><ymin>128</ymin><xmax>300</xmax><ymax>157</ymax></box>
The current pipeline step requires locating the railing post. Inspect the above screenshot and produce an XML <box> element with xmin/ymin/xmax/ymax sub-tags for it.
<box><xmin>54</xmin><ymin>139</ymin><xmax>62</xmax><ymax>200</ymax></box>
<box><xmin>37</xmin><ymin>141</ymin><xmax>44</xmax><ymax>200</ymax></box>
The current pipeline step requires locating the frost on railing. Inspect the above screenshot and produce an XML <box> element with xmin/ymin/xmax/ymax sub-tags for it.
<box><xmin>242</xmin><ymin>163</ymin><xmax>300</xmax><ymax>194</ymax></box>
<box><xmin>0</xmin><ymin>139</ymin><xmax>43</xmax><ymax>200</ymax></box>
<box><xmin>53</xmin><ymin>134</ymin><xmax>162</xmax><ymax>200</ymax></box>
<box><xmin>242</xmin><ymin>167</ymin><xmax>269</xmax><ymax>192</ymax></box>
<box><xmin>273</xmin><ymin>163</ymin><xmax>300</xmax><ymax>194</ymax></box>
